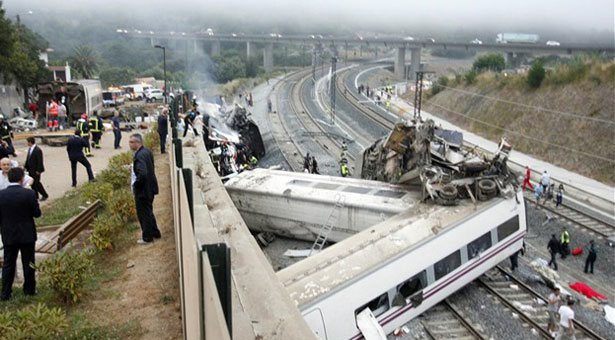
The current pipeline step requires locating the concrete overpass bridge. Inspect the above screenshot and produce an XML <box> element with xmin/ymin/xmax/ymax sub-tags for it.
<box><xmin>119</xmin><ymin>30</ymin><xmax>615</xmax><ymax>78</ymax></box>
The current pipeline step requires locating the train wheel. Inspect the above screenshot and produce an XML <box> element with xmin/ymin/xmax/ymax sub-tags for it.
<box><xmin>440</xmin><ymin>184</ymin><xmax>458</xmax><ymax>200</ymax></box>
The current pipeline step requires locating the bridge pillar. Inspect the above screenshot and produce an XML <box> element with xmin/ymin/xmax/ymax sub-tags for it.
<box><xmin>410</xmin><ymin>47</ymin><xmax>422</xmax><ymax>80</ymax></box>
<box><xmin>211</xmin><ymin>40</ymin><xmax>221</xmax><ymax>57</ymax></box>
<box><xmin>395</xmin><ymin>47</ymin><xmax>406</xmax><ymax>79</ymax></box>
<box><xmin>263</xmin><ymin>42</ymin><xmax>274</xmax><ymax>72</ymax></box>
<box><xmin>246</xmin><ymin>41</ymin><xmax>252</xmax><ymax>58</ymax></box>
<box><xmin>150</xmin><ymin>37</ymin><xmax>155</xmax><ymax>47</ymax></box>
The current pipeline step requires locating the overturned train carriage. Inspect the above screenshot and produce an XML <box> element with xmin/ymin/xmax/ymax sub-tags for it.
<box><xmin>226</xmin><ymin>105</ymin><xmax>265</xmax><ymax>158</ymax></box>
<box><xmin>358</xmin><ymin>119</ymin><xmax>519</xmax><ymax>205</ymax></box>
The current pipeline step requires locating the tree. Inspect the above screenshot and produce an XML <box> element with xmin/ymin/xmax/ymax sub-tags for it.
<box><xmin>473</xmin><ymin>54</ymin><xmax>505</xmax><ymax>73</ymax></box>
<box><xmin>69</xmin><ymin>45</ymin><xmax>99</xmax><ymax>79</ymax></box>
<box><xmin>213</xmin><ymin>56</ymin><xmax>246</xmax><ymax>83</ymax></box>
<box><xmin>99</xmin><ymin>67</ymin><xmax>135</xmax><ymax>87</ymax></box>
<box><xmin>464</xmin><ymin>70</ymin><xmax>477</xmax><ymax>85</ymax></box>
<box><xmin>527</xmin><ymin>61</ymin><xmax>546</xmax><ymax>88</ymax></box>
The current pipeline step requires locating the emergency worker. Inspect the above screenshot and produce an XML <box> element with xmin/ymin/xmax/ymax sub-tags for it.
<box><xmin>560</xmin><ymin>227</ymin><xmax>570</xmax><ymax>259</ymax></box>
<box><xmin>47</xmin><ymin>99</ymin><xmax>59</xmax><ymax>131</ymax></box>
<box><xmin>77</xmin><ymin>114</ymin><xmax>92</xmax><ymax>157</ymax></box>
<box><xmin>89</xmin><ymin>111</ymin><xmax>104</xmax><ymax>149</ymax></box>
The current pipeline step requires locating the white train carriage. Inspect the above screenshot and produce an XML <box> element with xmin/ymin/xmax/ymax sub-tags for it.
<box><xmin>225</xmin><ymin>169</ymin><xmax>419</xmax><ymax>242</ymax></box>
<box><xmin>278</xmin><ymin>190</ymin><xmax>526</xmax><ymax>340</ymax></box>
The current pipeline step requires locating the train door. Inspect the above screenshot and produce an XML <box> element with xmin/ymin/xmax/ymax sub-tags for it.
<box><xmin>304</xmin><ymin>309</ymin><xmax>328</xmax><ymax>340</ymax></box>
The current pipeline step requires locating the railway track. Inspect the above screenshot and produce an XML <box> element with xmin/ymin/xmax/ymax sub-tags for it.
<box><xmin>478</xmin><ymin>266</ymin><xmax>606</xmax><ymax>340</ymax></box>
<box><xmin>524</xmin><ymin>192</ymin><xmax>615</xmax><ymax>239</ymax></box>
<box><xmin>270</xmin><ymin>68</ymin><xmax>355</xmax><ymax>172</ymax></box>
<box><xmin>421</xmin><ymin>300</ymin><xmax>486</xmax><ymax>340</ymax></box>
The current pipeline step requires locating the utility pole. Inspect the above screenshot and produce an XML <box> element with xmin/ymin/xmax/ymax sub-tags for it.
<box><xmin>413</xmin><ymin>71</ymin><xmax>434</xmax><ymax>121</ymax></box>
<box><xmin>330</xmin><ymin>56</ymin><xmax>337</xmax><ymax>123</ymax></box>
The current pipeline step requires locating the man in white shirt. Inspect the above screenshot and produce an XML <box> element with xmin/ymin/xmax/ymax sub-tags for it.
<box><xmin>0</xmin><ymin>158</ymin><xmax>33</xmax><ymax>190</ymax></box>
<box><xmin>556</xmin><ymin>299</ymin><xmax>576</xmax><ymax>340</ymax></box>
<box><xmin>541</xmin><ymin>170</ymin><xmax>551</xmax><ymax>192</ymax></box>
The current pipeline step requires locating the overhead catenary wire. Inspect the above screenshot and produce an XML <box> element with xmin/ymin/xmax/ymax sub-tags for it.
<box><xmin>424</xmin><ymin>100</ymin><xmax>615</xmax><ymax>164</ymax></box>
<box><xmin>436</xmin><ymin>84</ymin><xmax>615</xmax><ymax>125</ymax></box>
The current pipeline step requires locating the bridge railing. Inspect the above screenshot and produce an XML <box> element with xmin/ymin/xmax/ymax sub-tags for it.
<box><xmin>170</xmin><ymin>131</ymin><xmax>232</xmax><ymax>340</ymax></box>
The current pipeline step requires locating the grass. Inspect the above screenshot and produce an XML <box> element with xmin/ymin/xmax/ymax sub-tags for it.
<box><xmin>37</xmin><ymin>189</ymin><xmax>87</xmax><ymax>227</ymax></box>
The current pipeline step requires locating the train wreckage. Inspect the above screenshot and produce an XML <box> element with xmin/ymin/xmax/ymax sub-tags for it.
<box><xmin>358</xmin><ymin>119</ymin><xmax>519</xmax><ymax>205</ymax></box>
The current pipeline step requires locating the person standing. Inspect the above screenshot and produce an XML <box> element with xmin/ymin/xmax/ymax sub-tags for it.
<box><xmin>556</xmin><ymin>184</ymin><xmax>565</xmax><ymax>208</ymax></box>
<box><xmin>303</xmin><ymin>152</ymin><xmax>311</xmax><ymax>173</ymax></box>
<box><xmin>182</xmin><ymin>111</ymin><xmax>199</xmax><ymax>137</ymax></box>
<box><xmin>0</xmin><ymin>167</ymin><xmax>41</xmax><ymax>300</ymax></box>
<box><xmin>157</xmin><ymin>109</ymin><xmax>168</xmax><ymax>154</ymax></box>
<box><xmin>28</xmin><ymin>101</ymin><xmax>39</xmax><ymax>120</ymax></box>
<box><xmin>47</xmin><ymin>99</ymin><xmax>59</xmax><ymax>131</ymax></box>
<box><xmin>584</xmin><ymin>240</ymin><xmax>597</xmax><ymax>274</ymax></box>
<box><xmin>129</xmin><ymin>134</ymin><xmax>161</xmax><ymax>244</ymax></box>
<box><xmin>560</xmin><ymin>227</ymin><xmax>570</xmax><ymax>259</ymax></box>
<box><xmin>534</xmin><ymin>184</ymin><xmax>543</xmax><ymax>207</ymax></box>
<box><xmin>77</xmin><ymin>114</ymin><xmax>92</xmax><ymax>157</ymax></box>
<box><xmin>547</xmin><ymin>234</ymin><xmax>559</xmax><ymax>270</ymax></box>
<box><xmin>67</xmin><ymin>130</ymin><xmax>96</xmax><ymax>187</ymax></box>
<box><xmin>311</xmin><ymin>156</ymin><xmax>319</xmax><ymax>174</ymax></box>
<box><xmin>24</xmin><ymin>137</ymin><xmax>48</xmax><ymax>201</ymax></box>
<box><xmin>541</xmin><ymin>170</ymin><xmax>551</xmax><ymax>193</ymax></box>
<box><xmin>57</xmin><ymin>102</ymin><xmax>67</xmax><ymax>130</ymax></box>
<box><xmin>555</xmin><ymin>299</ymin><xmax>576</xmax><ymax>340</ymax></box>
<box><xmin>547</xmin><ymin>287</ymin><xmax>562</xmax><ymax>336</ymax></box>
<box><xmin>111</xmin><ymin>111</ymin><xmax>122</xmax><ymax>149</ymax></box>
<box><xmin>88</xmin><ymin>111</ymin><xmax>103</xmax><ymax>149</ymax></box>
<box><xmin>522</xmin><ymin>166</ymin><xmax>534</xmax><ymax>191</ymax></box>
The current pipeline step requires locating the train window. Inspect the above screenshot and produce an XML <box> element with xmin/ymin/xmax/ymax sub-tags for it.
<box><xmin>434</xmin><ymin>250</ymin><xmax>461</xmax><ymax>281</ymax></box>
<box><xmin>497</xmin><ymin>216</ymin><xmax>520</xmax><ymax>242</ymax></box>
<box><xmin>467</xmin><ymin>231</ymin><xmax>492</xmax><ymax>259</ymax></box>
<box><xmin>373</xmin><ymin>190</ymin><xmax>405</xmax><ymax>199</ymax></box>
<box><xmin>355</xmin><ymin>292</ymin><xmax>389</xmax><ymax>318</ymax></box>
<box><xmin>288</xmin><ymin>179</ymin><xmax>313</xmax><ymax>187</ymax></box>
<box><xmin>342</xmin><ymin>186</ymin><xmax>372</xmax><ymax>194</ymax></box>
<box><xmin>392</xmin><ymin>270</ymin><xmax>426</xmax><ymax>307</ymax></box>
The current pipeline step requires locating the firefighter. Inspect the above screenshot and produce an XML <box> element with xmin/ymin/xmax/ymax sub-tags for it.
<box><xmin>89</xmin><ymin>111</ymin><xmax>104</xmax><ymax>149</ymax></box>
<box><xmin>77</xmin><ymin>114</ymin><xmax>92</xmax><ymax>157</ymax></box>
<box><xmin>0</xmin><ymin>114</ymin><xmax>16</xmax><ymax>156</ymax></box>
<box><xmin>560</xmin><ymin>227</ymin><xmax>570</xmax><ymax>259</ymax></box>
<box><xmin>340</xmin><ymin>161</ymin><xmax>350</xmax><ymax>177</ymax></box>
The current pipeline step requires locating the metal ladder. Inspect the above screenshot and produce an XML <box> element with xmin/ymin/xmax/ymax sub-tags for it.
<box><xmin>310</xmin><ymin>194</ymin><xmax>346</xmax><ymax>256</ymax></box>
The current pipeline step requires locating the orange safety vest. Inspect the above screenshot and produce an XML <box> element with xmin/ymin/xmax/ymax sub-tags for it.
<box><xmin>49</xmin><ymin>102</ymin><xmax>59</xmax><ymax>116</ymax></box>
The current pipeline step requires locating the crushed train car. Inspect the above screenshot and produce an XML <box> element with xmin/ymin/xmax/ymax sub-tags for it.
<box><xmin>358</xmin><ymin>119</ymin><xmax>519</xmax><ymax>205</ymax></box>
<box><xmin>37</xmin><ymin>80</ymin><xmax>103</xmax><ymax>126</ymax></box>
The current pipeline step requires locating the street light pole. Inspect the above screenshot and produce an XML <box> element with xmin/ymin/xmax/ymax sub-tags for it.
<box><xmin>154</xmin><ymin>45</ymin><xmax>167</xmax><ymax>104</ymax></box>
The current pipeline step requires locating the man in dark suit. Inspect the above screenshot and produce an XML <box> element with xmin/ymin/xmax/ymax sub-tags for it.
<box><xmin>0</xmin><ymin>167</ymin><xmax>41</xmax><ymax>300</ymax></box>
<box><xmin>67</xmin><ymin>130</ymin><xmax>96</xmax><ymax>187</ymax></box>
<box><xmin>157</xmin><ymin>109</ymin><xmax>168</xmax><ymax>154</ymax></box>
<box><xmin>129</xmin><ymin>133</ymin><xmax>161</xmax><ymax>244</ymax></box>
<box><xmin>24</xmin><ymin>136</ymin><xmax>48</xmax><ymax>201</ymax></box>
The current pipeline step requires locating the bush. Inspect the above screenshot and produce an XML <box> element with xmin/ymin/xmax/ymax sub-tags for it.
<box><xmin>107</xmin><ymin>188</ymin><xmax>136</xmax><ymax>223</ymax></box>
<box><xmin>527</xmin><ymin>61</ymin><xmax>546</xmax><ymax>88</ymax></box>
<box><xmin>143</xmin><ymin>128</ymin><xmax>160</xmax><ymax>151</ymax></box>
<box><xmin>473</xmin><ymin>54</ymin><xmax>505</xmax><ymax>73</ymax></box>
<box><xmin>0</xmin><ymin>303</ymin><xmax>68</xmax><ymax>340</ymax></box>
<box><xmin>89</xmin><ymin>214</ymin><xmax>121</xmax><ymax>251</ymax></box>
<box><xmin>98</xmin><ymin>163</ymin><xmax>131</xmax><ymax>190</ymax></box>
<box><xmin>35</xmin><ymin>250</ymin><xmax>94</xmax><ymax>304</ymax></box>
<box><xmin>81</xmin><ymin>182</ymin><xmax>113</xmax><ymax>207</ymax></box>
<box><xmin>430</xmin><ymin>76</ymin><xmax>449</xmax><ymax>96</ymax></box>
<box><xmin>108</xmin><ymin>152</ymin><xmax>133</xmax><ymax>168</ymax></box>
<box><xmin>464</xmin><ymin>70</ymin><xmax>477</xmax><ymax>85</ymax></box>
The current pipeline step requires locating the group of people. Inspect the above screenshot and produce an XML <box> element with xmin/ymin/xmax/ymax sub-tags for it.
<box><xmin>547</xmin><ymin>287</ymin><xmax>578</xmax><ymax>339</ymax></box>
<box><xmin>547</xmin><ymin>230</ymin><xmax>598</xmax><ymax>274</ymax></box>
<box><xmin>523</xmin><ymin>168</ymin><xmax>565</xmax><ymax>207</ymax></box>
<box><xmin>303</xmin><ymin>153</ymin><xmax>319</xmax><ymax>174</ymax></box>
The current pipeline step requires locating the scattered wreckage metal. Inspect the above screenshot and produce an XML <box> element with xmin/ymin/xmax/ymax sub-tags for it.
<box><xmin>358</xmin><ymin>118</ymin><xmax>520</xmax><ymax>205</ymax></box>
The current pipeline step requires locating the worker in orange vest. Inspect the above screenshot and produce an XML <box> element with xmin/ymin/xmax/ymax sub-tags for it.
<box><xmin>47</xmin><ymin>99</ymin><xmax>59</xmax><ymax>131</ymax></box>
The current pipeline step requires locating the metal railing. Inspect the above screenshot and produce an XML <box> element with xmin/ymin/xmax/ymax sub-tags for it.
<box><xmin>170</xmin><ymin>124</ymin><xmax>232</xmax><ymax>340</ymax></box>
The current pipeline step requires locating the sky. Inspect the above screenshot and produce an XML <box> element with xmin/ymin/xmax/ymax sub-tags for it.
<box><xmin>5</xmin><ymin>0</ymin><xmax>615</xmax><ymax>37</ymax></box>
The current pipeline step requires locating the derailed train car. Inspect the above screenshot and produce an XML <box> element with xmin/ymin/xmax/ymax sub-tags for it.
<box><xmin>224</xmin><ymin>104</ymin><xmax>265</xmax><ymax>158</ymax></box>
<box><xmin>358</xmin><ymin>119</ymin><xmax>519</xmax><ymax>205</ymax></box>
<box><xmin>37</xmin><ymin>80</ymin><xmax>103</xmax><ymax>125</ymax></box>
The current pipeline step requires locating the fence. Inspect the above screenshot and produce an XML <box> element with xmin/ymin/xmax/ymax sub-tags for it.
<box><xmin>170</xmin><ymin>133</ymin><xmax>232</xmax><ymax>340</ymax></box>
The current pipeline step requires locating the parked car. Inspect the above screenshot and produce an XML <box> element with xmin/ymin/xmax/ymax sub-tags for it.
<box><xmin>146</xmin><ymin>89</ymin><xmax>164</xmax><ymax>102</ymax></box>
<box><xmin>403</xmin><ymin>36</ymin><xmax>415</xmax><ymax>41</ymax></box>
<box><xmin>471</xmin><ymin>38</ymin><xmax>483</xmax><ymax>45</ymax></box>
<box><xmin>546</xmin><ymin>40</ymin><xmax>560</xmax><ymax>46</ymax></box>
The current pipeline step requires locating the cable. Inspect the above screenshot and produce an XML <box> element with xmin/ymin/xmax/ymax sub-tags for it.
<box><xmin>424</xmin><ymin>101</ymin><xmax>615</xmax><ymax>164</ymax></box>
<box><xmin>437</xmin><ymin>84</ymin><xmax>615</xmax><ymax>125</ymax></box>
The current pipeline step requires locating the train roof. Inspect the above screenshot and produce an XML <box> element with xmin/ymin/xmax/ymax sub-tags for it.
<box><xmin>225</xmin><ymin>169</ymin><xmax>422</xmax><ymax>212</ymax></box>
<box><xmin>278</xmin><ymin>195</ymin><xmax>507</xmax><ymax>308</ymax></box>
